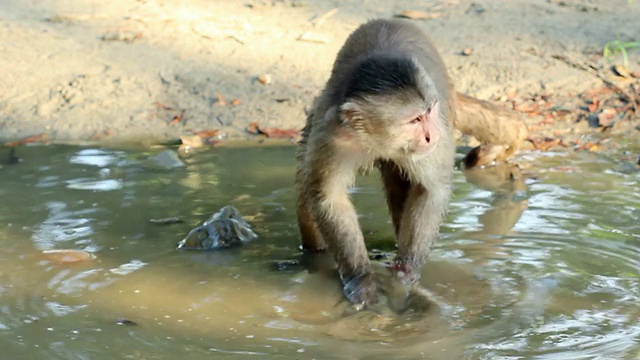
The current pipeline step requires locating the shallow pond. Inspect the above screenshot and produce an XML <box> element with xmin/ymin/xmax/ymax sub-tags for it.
<box><xmin>0</xmin><ymin>144</ymin><xmax>638</xmax><ymax>360</ymax></box>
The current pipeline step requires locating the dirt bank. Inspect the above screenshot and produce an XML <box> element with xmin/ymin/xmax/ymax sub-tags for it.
<box><xmin>1</xmin><ymin>0</ymin><xmax>639</xmax><ymax>149</ymax></box>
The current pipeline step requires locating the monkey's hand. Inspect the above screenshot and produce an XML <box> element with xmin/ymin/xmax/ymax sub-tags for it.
<box><xmin>388</xmin><ymin>261</ymin><xmax>421</xmax><ymax>286</ymax></box>
<box><xmin>341</xmin><ymin>272</ymin><xmax>380</xmax><ymax>310</ymax></box>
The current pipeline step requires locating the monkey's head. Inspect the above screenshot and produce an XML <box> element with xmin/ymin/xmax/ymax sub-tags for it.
<box><xmin>337</xmin><ymin>55</ymin><xmax>441</xmax><ymax>158</ymax></box>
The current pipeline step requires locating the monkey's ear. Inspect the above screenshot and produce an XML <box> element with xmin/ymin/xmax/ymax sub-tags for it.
<box><xmin>339</xmin><ymin>101</ymin><xmax>363</xmax><ymax>124</ymax></box>
<box><xmin>323</xmin><ymin>105</ymin><xmax>338</xmax><ymax>122</ymax></box>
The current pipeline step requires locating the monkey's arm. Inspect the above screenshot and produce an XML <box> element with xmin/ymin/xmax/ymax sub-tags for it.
<box><xmin>304</xmin><ymin>148</ymin><xmax>379</xmax><ymax>305</ymax></box>
<box><xmin>394</xmin><ymin>178</ymin><xmax>452</xmax><ymax>283</ymax></box>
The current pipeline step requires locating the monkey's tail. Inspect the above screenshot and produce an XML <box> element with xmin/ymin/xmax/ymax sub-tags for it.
<box><xmin>454</xmin><ymin>93</ymin><xmax>528</xmax><ymax>147</ymax></box>
<box><xmin>454</xmin><ymin>93</ymin><xmax>528</xmax><ymax>167</ymax></box>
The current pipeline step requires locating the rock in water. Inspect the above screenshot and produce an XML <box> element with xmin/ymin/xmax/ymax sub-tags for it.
<box><xmin>147</xmin><ymin>150</ymin><xmax>185</xmax><ymax>169</ymax></box>
<box><xmin>177</xmin><ymin>206</ymin><xmax>257</xmax><ymax>250</ymax></box>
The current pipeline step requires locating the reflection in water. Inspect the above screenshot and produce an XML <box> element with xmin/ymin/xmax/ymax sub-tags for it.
<box><xmin>0</xmin><ymin>145</ymin><xmax>638</xmax><ymax>359</ymax></box>
<box><xmin>31</xmin><ymin>201</ymin><xmax>97</xmax><ymax>251</ymax></box>
<box><xmin>461</xmin><ymin>163</ymin><xmax>528</xmax><ymax>237</ymax></box>
<box><xmin>66</xmin><ymin>178</ymin><xmax>123</xmax><ymax>191</ymax></box>
<box><xmin>69</xmin><ymin>148</ymin><xmax>123</xmax><ymax>168</ymax></box>
<box><xmin>453</xmin><ymin>163</ymin><xmax>530</xmax><ymax>269</ymax></box>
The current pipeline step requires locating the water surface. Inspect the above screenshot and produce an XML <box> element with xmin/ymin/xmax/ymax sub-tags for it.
<box><xmin>0</xmin><ymin>145</ymin><xmax>638</xmax><ymax>359</ymax></box>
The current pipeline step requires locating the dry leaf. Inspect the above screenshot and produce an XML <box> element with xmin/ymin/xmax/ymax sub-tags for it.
<box><xmin>4</xmin><ymin>133</ymin><xmax>46</xmax><ymax>147</ymax></box>
<box><xmin>529</xmin><ymin>137</ymin><xmax>561</xmax><ymax>151</ymax></box>
<box><xmin>582</xmin><ymin>86</ymin><xmax>615</xmax><ymax>99</ymax></box>
<box><xmin>246</xmin><ymin>122</ymin><xmax>299</xmax><ymax>139</ymax></box>
<box><xmin>196</xmin><ymin>129</ymin><xmax>219</xmax><ymax>138</ymax></box>
<box><xmin>257</xmin><ymin>74</ymin><xmax>272</xmax><ymax>85</ymax></box>
<box><xmin>201</xmin><ymin>130</ymin><xmax>223</xmax><ymax>145</ymax></box>
<box><xmin>597</xmin><ymin>107</ymin><xmax>616</xmax><ymax>127</ymax></box>
<box><xmin>576</xmin><ymin>141</ymin><xmax>602</xmax><ymax>152</ymax></box>
<box><xmin>551</xmin><ymin>109</ymin><xmax>571</xmax><ymax>117</ymax></box>
<box><xmin>616</xmin><ymin>103</ymin><xmax>633</xmax><ymax>114</ymax></box>
<box><xmin>514</xmin><ymin>102</ymin><xmax>539</xmax><ymax>113</ymax></box>
<box><xmin>169</xmin><ymin>110</ymin><xmax>186</xmax><ymax>126</ymax></box>
<box><xmin>180</xmin><ymin>134</ymin><xmax>204</xmax><ymax>148</ymax></box>
<box><xmin>587</xmin><ymin>97</ymin><xmax>599</xmax><ymax>112</ymax></box>
<box><xmin>535</xmin><ymin>114</ymin><xmax>555</xmax><ymax>126</ymax></box>
<box><xmin>259</xmin><ymin>127</ymin><xmax>300</xmax><ymax>139</ymax></box>
<box><xmin>246</xmin><ymin>121</ymin><xmax>260</xmax><ymax>134</ymax></box>
<box><xmin>394</xmin><ymin>10</ymin><xmax>443</xmax><ymax>20</ymax></box>
<box><xmin>215</xmin><ymin>93</ymin><xmax>227</xmax><ymax>106</ymax></box>
<box><xmin>230</xmin><ymin>99</ymin><xmax>241</xmax><ymax>105</ymax></box>
<box><xmin>461</xmin><ymin>48</ymin><xmax>473</xmax><ymax>56</ymax></box>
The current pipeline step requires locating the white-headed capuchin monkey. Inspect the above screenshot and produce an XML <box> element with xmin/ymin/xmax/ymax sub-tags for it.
<box><xmin>295</xmin><ymin>18</ymin><xmax>526</xmax><ymax>308</ymax></box>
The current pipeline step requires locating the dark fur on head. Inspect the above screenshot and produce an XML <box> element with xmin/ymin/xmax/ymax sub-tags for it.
<box><xmin>343</xmin><ymin>56</ymin><xmax>424</xmax><ymax>101</ymax></box>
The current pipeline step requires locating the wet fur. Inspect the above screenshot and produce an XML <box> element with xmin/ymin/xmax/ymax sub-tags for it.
<box><xmin>296</xmin><ymin>18</ymin><xmax>527</xmax><ymax>306</ymax></box>
<box><xmin>296</xmin><ymin>19</ymin><xmax>456</xmax><ymax>305</ymax></box>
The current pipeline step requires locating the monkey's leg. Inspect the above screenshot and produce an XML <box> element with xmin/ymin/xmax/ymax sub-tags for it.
<box><xmin>393</xmin><ymin>181</ymin><xmax>452</xmax><ymax>284</ymax></box>
<box><xmin>295</xmin><ymin>145</ymin><xmax>327</xmax><ymax>252</ymax></box>
<box><xmin>378</xmin><ymin>160</ymin><xmax>410</xmax><ymax>236</ymax></box>
<box><xmin>296</xmin><ymin>197</ymin><xmax>326</xmax><ymax>251</ymax></box>
<box><xmin>295</xmin><ymin>181</ymin><xmax>327</xmax><ymax>251</ymax></box>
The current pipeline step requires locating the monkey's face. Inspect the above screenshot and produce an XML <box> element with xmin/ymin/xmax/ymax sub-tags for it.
<box><xmin>340</xmin><ymin>93</ymin><xmax>441</xmax><ymax>158</ymax></box>
<box><xmin>400</xmin><ymin>99</ymin><xmax>440</xmax><ymax>156</ymax></box>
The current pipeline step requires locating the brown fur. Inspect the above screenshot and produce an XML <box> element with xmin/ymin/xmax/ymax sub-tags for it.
<box><xmin>454</xmin><ymin>93</ymin><xmax>528</xmax><ymax>167</ymax></box>
<box><xmin>296</xmin><ymin>19</ymin><xmax>455</xmax><ymax>306</ymax></box>
<box><xmin>296</xmin><ymin>19</ymin><xmax>527</xmax><ymax>307</ymax></box>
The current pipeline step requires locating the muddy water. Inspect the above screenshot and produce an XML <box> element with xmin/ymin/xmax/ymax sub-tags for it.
<box><xmin>0</xmin><ymin>145</ymin><xmax>638</xmax><ymax>360</ymax></box>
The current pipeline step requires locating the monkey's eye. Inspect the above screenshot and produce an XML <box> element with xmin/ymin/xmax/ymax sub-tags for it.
<box><xmin>408</xmin><ymin>117</ymin><xmax>421</xmax><ymax>125</ymax></box>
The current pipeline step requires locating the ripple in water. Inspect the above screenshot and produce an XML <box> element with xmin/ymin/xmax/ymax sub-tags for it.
<box><xmin>0</xmin><ymin>146</ymin><xmax>637</xmax><ymax>360</ymax></box>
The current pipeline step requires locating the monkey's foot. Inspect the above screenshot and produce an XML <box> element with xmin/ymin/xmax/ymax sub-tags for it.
<box><xmin>341</xmin><ymin>272</ymin><xmax>380</xmax><ymax>310</ymax></box>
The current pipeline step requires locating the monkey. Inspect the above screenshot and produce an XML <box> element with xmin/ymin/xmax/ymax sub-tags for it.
<box><xmin>295</xmin><ymin>18</ymin><xmax>456</xmax><ymax>307</ymax></box>
<box><xmin>295</xmin><ymin>19</ymin><xmax>527</xmax><ymax>308</ymax></box>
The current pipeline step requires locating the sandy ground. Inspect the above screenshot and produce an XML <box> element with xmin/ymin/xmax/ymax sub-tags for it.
<box><xmin>1</xmin><ymin>0</ymin><xmax>639</xmax><ymax>147</ymax></box>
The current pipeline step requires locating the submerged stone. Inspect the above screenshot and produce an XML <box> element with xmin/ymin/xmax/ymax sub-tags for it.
<box><xmin>147</xmin><ymin>150</ymin><xmax>185</xmax><ymax>169</ymax></box>
<box><xmin>177</xmin><ymin>206</ymin><xmax>257</xmax><ymax>250</ymax></box>
<box><xmin>41</xmin><ymin>249</ymin><xmax>96</xmax><ymax>264</ymax></box>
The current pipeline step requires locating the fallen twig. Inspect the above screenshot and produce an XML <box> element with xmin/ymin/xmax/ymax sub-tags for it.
<box><xmin>313</xmin><ymin>8</ymin><xmax>338</xmax><ymax>27</ymax></box>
